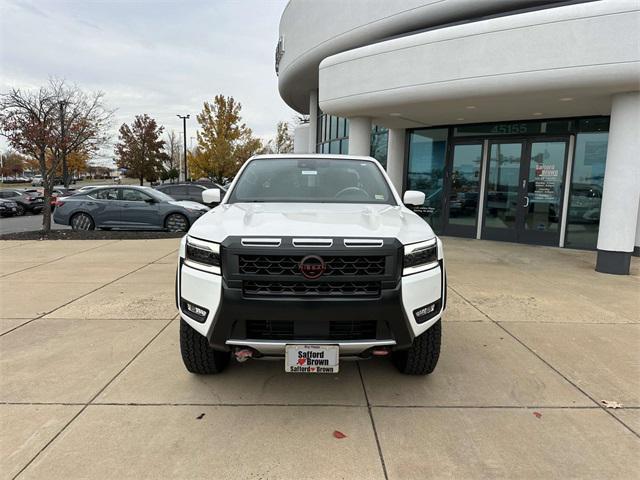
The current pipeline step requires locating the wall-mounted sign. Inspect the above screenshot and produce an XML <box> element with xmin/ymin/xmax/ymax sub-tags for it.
<box><xmin>453</xmin><ymin>120</ymin><xmax>573</xmax><ymax>137</ymax></box>
<box><xmin>275</xmin><ymin>36</ymin><xmax>285</xmax><ymax>75</ymax></box>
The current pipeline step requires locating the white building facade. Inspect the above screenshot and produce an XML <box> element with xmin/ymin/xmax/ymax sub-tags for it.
<box><xmin>276</xmin><ymin>0</ymin><xmax>640</xmax><ymax>274</ymax></box>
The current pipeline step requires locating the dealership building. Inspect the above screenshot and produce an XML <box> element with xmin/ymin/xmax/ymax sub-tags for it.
<box><xmin>275</xmin><ymin>0</ymin><xmax>639</xmax><ymax>274</ymax></box>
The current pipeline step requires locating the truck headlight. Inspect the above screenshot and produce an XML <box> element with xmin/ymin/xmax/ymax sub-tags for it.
<box><xmin>185</xmin><ymin>236</ymin><xmax>221</xmax><ymax>274</ymax></box>
<box><xmin>403</xmin><ymin>239</ymin><xmax>438</xmax><ymax>275</ymax></box>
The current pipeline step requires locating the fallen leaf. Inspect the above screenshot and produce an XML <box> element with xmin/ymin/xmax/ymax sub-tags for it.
<box><xmin>333</xmin><ymin>430</ymin><xmax>347</xmax><ymax>439</ymax></box>
<box><xmin>196</xmin><ymin>413</ymin><xmax>205</xmax><ymax>419</ymax></box>
<box><xmin>533</xmin><ymin>411</ymin><xmax>542</xmax><ymax>419</ymax></box>
<box><xmin>601</xmin><ymin>400</ymin><xmax>623</xmax><ymax>409</ymax></box>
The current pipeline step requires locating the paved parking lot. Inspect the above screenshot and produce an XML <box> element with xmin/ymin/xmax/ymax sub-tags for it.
<box><xmin>0</xmin><ymin>237</ymin><xmax>638</xmax><ymax>479</ymax></box>
<box><xmin>0</xmin><ymin>214</ymin><xmax>69</xmax><ymax>235</ymax></box>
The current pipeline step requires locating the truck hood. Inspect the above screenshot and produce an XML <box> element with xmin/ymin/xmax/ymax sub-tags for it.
<box><xmin>188</xmin><ymin>203</ymin><xmax>435</xmax><ymax>245</ymax></box>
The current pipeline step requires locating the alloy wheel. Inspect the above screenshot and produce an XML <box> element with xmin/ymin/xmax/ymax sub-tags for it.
<box><xmin>166</xmin><ymin>213</ymin><xmax>188</xmax><ymax>232</ymax></box>
<box><xmin>71</xmin><ymin>213</ymin><xmax>94</xmax><ymax>231</ymax></box>
<box><xmin>15</xmin><ymin>204</ymin><xmax>25</xmax><ymax>216</ymax></box>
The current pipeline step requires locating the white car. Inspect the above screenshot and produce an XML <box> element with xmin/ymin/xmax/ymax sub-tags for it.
<box><xmin>31</xmin><ymin>174</ymin><xmax>43</xmax><ymax>186</ymax></box>
<box><xmin>176</xmin><ymin>154</ymin><xmax>446</xmax><ymax>375</ymax></box>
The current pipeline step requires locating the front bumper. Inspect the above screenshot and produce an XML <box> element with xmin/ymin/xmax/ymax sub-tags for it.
<box><xmin>185</xmin><ymin>209</ymin><xmax>207</xmax><ymax>225</ymax></box>
<box><xmin>0</xmin><ymin>206</ymin><xmax>18</xmax><ymax>215</ymax></box>
<box><xmin>177</xmin><ymin>237</ymin><xmax>445</xmax><ymax>356</ymax></box>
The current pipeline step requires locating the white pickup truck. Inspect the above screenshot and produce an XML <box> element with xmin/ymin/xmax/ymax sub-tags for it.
<box><xmin>176</xmin><ymin>154</ymin><xmax>446</xmax><ymax>375</ymax></box>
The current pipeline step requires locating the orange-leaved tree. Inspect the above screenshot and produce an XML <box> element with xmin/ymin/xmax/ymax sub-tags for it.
<box><xmin>189</xmin><ymin>95</ymin><xmax>264</xmax><ymax>183</ymax></box>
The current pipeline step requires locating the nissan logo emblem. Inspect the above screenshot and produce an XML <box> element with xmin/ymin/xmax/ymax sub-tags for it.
<box><xmin>299</xmin><ymin>255</ymin><xmax>325</xmax><ymax>279</ymax></box>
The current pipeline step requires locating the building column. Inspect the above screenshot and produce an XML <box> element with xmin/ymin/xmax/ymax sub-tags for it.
<box><xmin>308</xmin><ymin>90</ymin><xmax>318</xmax><ymax>153</ymax></box>
<box><xmin>635</xmin><ymin>199</ymin><xmax>640</xmax><ymax>256</ymax></box>
<box><xmin>293</xmin><ymin>124</ymin><xmax>310</xmax><ymax>153</ymax></box>
<box><xmin>595</xmin><ymin>91</ymin><xmax>640</xmax><ymax>275</ymax></box>
<box><xmin>386</xmin><ymin>128</ymin><xmax>405</xmax><ymax>193</ymax></box>
<box><xmin>348</xmin><ymin>117</ymin><xmax>372</xmax><ymax>156</ymax></box>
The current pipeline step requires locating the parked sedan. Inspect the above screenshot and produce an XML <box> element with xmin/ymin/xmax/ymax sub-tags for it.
<box><xmin>53</xmin><ymin>185</ymin><xmax>209</xmax><ymax>232</ymax></box>
<box><xmin>0</xmin><ymin>189</ymin><xmax>44</xmax><ymax>216</ymax></box>
<box><xmin>75</xmin><ymin>184</ymin><xmax>109</xmax><ymax>194</ymax></box>
<box><xmin>155</xmin><ymin>182</ymin><xmax>226</xmax><ymax>207</ymax></box>
<box><xmin>0</xmin><ymin>198</ymin><xmax>19</xmax><ymax>217</ymax></box>
<box><xmin>50</xmin><ymin>187</ymin><xmax>77</xmax><ymax>212</ymax></box>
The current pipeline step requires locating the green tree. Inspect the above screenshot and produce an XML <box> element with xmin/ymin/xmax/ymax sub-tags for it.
<box><xmin>266</xmin><ymin>121</ymin><xmax>294</xmax><ymax>154</ymax></box>
<box><xmin>189</xmin><ymin>95</ymin><xmax>264</xmax><ymax>183</ymax></box>
<box><xmin>115</xmin><ymin>114</ymin><xmax>166</xmax><ymax>185</ymax></box>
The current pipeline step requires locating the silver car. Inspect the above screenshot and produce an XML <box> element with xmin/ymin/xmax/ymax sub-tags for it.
<box><xmin>53</xmin><ymin>185</ymin><xmax>209</xmax><ymax>232</ymax></box>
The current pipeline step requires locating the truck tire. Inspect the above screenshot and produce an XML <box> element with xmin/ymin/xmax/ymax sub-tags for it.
<box><xmin>180</xmin><ymin>319</ymin><xmax>230</xmax><ymax>374</ymax></box>
<box><xmin>392</xmin><ymin>321</ymin><xmax>441</xmax><ymax>375</ymax></box>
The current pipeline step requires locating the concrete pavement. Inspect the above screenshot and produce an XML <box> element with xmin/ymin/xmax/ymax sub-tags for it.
<box><xmin>0</xmin><ymin>237</ymin><xmax>638</xmax><ymax>479</ymax></box>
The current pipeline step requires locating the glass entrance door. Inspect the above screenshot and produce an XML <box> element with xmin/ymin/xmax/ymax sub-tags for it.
<box><xmin>519</xmin><ymin>140</ymin><xmax>567</xmax><ymax>245</ymax></box>
<box><xmin>482</xmin><ymin>138</ymin><xmax>568</xmax><ymax>245</ymax></box>
<box><xmin>443</xmin><ymin>142</ymin><xmax>483</xmax><ymax>237</ymax></box>
<box><xmin>483</xmin><ymin>142</ymin><xmax>523</xmax><ymax>242</ymax></box>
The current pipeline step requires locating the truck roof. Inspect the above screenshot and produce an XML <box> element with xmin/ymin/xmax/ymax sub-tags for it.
<box><xmin>250</xmin><ymin>154</ymin><xmax>377</xmax><ymax>161</ymax></box>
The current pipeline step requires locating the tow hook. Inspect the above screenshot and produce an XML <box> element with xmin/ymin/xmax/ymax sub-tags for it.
<box><xmin>234</xmin><ymin>348</ymin><xmax>254</xmax><ymax>362</ymax></box>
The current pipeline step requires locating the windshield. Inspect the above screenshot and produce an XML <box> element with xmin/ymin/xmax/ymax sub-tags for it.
<box><xmin>143</xmin><ymin>187</ymin><xmax>175</xmax><ymax>202</ymax></box>
<box><xmin>228</xmin><ymin>158</ymin><xmax>395</xmax><ymax>205</ymax></box>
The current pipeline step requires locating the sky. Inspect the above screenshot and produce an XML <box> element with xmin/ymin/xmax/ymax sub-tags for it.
<box><xmin>0</xmin><ymin>0</ymin><xmax>296</xmax><ymax>165</ymax></box>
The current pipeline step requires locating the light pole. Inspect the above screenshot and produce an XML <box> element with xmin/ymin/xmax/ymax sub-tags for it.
<box><xmin>177</xmin><ymin>114</ymin><xmax>190</xmax><ymax>181</ymax></box>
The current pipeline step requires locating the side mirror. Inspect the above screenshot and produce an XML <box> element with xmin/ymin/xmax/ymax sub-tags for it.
<box><xmin>144</xmin><ymin>197</ymin><xmax>156</xmax><ymax>204</ymax></box>
<box><xmin>202</xmin><ymin>188</ymin><xmax>221</xmax><ymax>204</ymax></box>
<box><xmin>403</xmin><ymin>190</ymin><xmax>425</xmax><ymax>206</ymax></box>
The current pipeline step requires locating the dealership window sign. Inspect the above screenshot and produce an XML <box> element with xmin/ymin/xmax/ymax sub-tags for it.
<box><xmin>533</xmin><ymin>163</ymin><xmax>559</xmax><ymax>202</ymax></box>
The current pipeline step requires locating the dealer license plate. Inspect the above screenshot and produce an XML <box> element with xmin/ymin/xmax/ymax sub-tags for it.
<box><xmin>285</xmin><ymin>344</ymin><xmax>339</xmax><ymax>373</ymax></box>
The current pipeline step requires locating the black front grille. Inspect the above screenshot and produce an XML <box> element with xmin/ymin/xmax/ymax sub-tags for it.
<box><xmin>239</xmin><ymin>255</ymin><xmax>385</xmax><ymax>276</ymax></box>
<box><xmin>246</xmin><ymin>320</ymin><xmax>294</xmax><ymax>340</ymax></box>
<box><xmin>245</xmin><ymin>320</ymin><xmax>377</xmax><ymax>340</ymax></box>
<box><xmin>243</xmin><ymin>280</ymin><xmax>380</xmax><ymax>297</ymax></box>
<box><xmin>329</xmin><ymin>320</ymin><xmax>377</xmax><ymax>340</ymax></box>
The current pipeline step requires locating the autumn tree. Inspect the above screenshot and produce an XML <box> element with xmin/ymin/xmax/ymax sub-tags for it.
<box><xmin>1</xmin><ymin>86</ymin><xmax>57</xmax><ymax>229</ymax></box>
<box><xmin>0</xmin><ymin>79</ymin><xmax>111</xmax><ymax>231</ymax></box>
<box><xmin>49</xmin><ymin>82</ymin><xmax>112</xmax><ymax>187</ymax></box>
<box><xmin>115</xmin><ymin>114</ymin><xmax>167</xmax><ymax>185</ymax></box>
<box><xmin>65</xmin><ymin>149</ymin><xmax>90</xmax><ymax>178</ymax></box>
<box><xmin>189</xmin><ymin>95</ymin><xmax>264</xmax><ymax>183</ymax></box>
<box><xmin>1</xmin><ymin>150</ymin><xmax>28</xmax><ymax>176</ymax></box>
<box><xmin>265</xmin><ymin>121</ymin><xmax>294</xmax><ymax>154</ymax></box>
